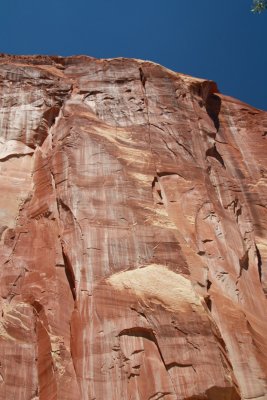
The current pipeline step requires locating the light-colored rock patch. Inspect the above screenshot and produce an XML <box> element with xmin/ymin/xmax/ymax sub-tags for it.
<box><xmin>108</xmin><ymin>264</ymin><xmax>202</xmax><ymax>312</ymax></box>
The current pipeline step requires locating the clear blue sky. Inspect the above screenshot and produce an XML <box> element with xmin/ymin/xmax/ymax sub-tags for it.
<box><xmin>1</xmin><ymin>0</ymin><xmax>266</xmax><ymax>110</ymax></box>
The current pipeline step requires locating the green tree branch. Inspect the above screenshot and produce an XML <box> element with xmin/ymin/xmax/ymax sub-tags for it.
<box><xmin>251</xmin><ymin>0</ymin><xmax>267</xmax><ymax>13</ymax></box>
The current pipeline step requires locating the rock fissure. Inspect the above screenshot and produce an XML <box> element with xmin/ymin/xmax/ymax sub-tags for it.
<box><xmin>206</xmin><ymin>144</ymin><xmax>225</xmax><ymax>168</ymax></box>
<box><xmin>61</xmin><ymin>246</ymin><xmax>77</xmax><ymax>301</ymax></box>
<box><xmin>139</xmin><ymin>67</ymin><xmax>146</xmax><ymax>88</ymax></box>
<box><xmin>255</xmin><ymin>244</ymin><xmax>262</xmax><ymax>282</ymax></box>
<box><xmin>205</xmin><ymin>93</ymin><xmax>221</xmax><ymax>132</ymax></box>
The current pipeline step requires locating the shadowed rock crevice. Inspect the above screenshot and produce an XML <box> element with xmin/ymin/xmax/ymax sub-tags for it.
<box><xmin>204</xmin><ymin>279</ymin><xmax>212</xmax><ymax>312</ymax></box>
<box><xmin>119</xmin><ymin>327</ymin><xmax>157</xmax><ymax>341</ymax></box>
<box><xmin>61</xmin><ymin>247</ymin><xmax>76</xmax><ymax>301</ymax></box>
<box><xmin>239</xmin><ymin>250</ymin><xmax>249</xmax><ymax>272</ymax></box>
<box><xmin>33</xmin><ymin>105</ymin><xmax>61</xmax><ymax>146</ymax></box>
<box><xmin>165</xmin><ymin>362</ymin><xmax>195</xmax><ymax>371</ymax></box>
<box><xmin>139</xmin><ymin>67</ymin><xmax>147</xmax><ymax>88</ymax></box>
<box><xmin>119</xmin><ymin>327</ymin><xmax>165</xmax><ymax>367</ymax></box>
<box><xmin>205</xmin><ymin>385</ymin><xmax>241</xmax><ymax>400</ymax></box>
<box><xmin>157</xmin><ymin>172</ymin><xmax>181</xmax><ymax>178</ymax></box>
<box><xmin>205</xmin><ymin>94</ymin><xmax>221</xmax><ymax>131</ymax></box>
<box><xmin>152</xmin><ymin>177</ymin><xmax>163</xmax><ymax>205</ymax></box>
<box><xmin>255</xmin><ymin>245</ymin><xmax>262</xmax><ymax>282</ymax></box>
<box><xmin>206</xmin><ymin>144</ymin><xmax>225</xmax><ymax>168</ymax></box>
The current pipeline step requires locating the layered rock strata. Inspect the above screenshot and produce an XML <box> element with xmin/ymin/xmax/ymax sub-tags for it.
<box><xmin>0</xmin><ymin>54</ymin><xmax>266</xmax><ymax>400</ymax></box>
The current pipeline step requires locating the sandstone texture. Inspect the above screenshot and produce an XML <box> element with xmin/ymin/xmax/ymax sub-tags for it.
<box><xmin>0</xmin><ymin>54</ymin><xmax>266</xmax><ymax>400</ymax></box>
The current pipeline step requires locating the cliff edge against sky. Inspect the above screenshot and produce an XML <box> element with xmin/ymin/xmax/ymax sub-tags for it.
<box><xmin>0</xmin><ymin>55</ymin><xmax>266</xmax><ymax>400</ymax></box>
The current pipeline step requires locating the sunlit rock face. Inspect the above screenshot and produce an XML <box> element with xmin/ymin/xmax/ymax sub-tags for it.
<box><xmin>0</xmin><ymin>54</ymin><xmax>266</xmax><ymax>400</ymax></box>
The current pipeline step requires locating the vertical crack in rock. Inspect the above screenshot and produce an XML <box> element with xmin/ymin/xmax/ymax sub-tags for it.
<box><xmin>34</xmin><ymin>105</ymin><xmax>62</xmax><ymax>147</ymax></box>
<box><xmin>50</xmin><ymin>170</ymin><xmax>77</xmax><ymax>303</ymax></box>
<box><xmin>205</xmin><ymin>93</ymin><xmax>221</xmax><ymax>131</ymax></box>
<box><xmin>206</xmin><ymin>144</ymin><xmax>226</xmax><ymax>168</ymax></box>
<box><xmin>58</xmin><ymin>198</ymin><xmax>84</xmax><ymax>242</ymax></box>
<box><xmin>139</xmin><ymin>67</ymin><xmax>146</xmax><ymax>88</ymax></box>
<box><xmin>239</xmin><ymin>250</ymin><xmax>249</xmax><ymax>272</ymax></box>
<box><xmin>236</xmin><ymin>250</ymin><xmax>250</xmax><ymax>283</ymax></box>
<box><xmin>255</xmin><ymin>244</ymin><xmax>262</xmax><ymax>283</ymax></box>
<box><xmin>47</xmin><ymin>115</ymin><xmax>81</xmax><ymax>398</ymax></box>
<box><xmin>194</xmin><ymin>80</ymin><xmax>221</xmax><ymax>131</ymax></box>
<box><xmin>61</xmin><ymin>246</ymin><xmax>77</xmax><ymax>301</ymax></box>
<box><xmin>138</xmin><ymin>65</ymin><xmax>158</xmax><ymax>177</ymax></box>
<box><xmin>69</xmin><ymin>312</ymin><xmax>80</xmax><ymax>393</ymax></box>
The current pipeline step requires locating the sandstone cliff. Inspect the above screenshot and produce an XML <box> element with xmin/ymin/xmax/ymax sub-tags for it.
<box><xmin>0</xmin><ymin>54</ymin><xmax>266</xmax><ymax>400</ymax></box>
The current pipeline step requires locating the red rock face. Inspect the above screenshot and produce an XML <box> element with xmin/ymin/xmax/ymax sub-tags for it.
<box><xmin>0</xmin><ymin>54</ymin><xmax>266</xmax><ymax>400</ymax></box>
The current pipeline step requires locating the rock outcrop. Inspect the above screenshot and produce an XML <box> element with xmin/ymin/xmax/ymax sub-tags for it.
<box><xmin>0</xmin><ymin>54</ymin><xmax>266</xmax><ymax>400</ymax></box>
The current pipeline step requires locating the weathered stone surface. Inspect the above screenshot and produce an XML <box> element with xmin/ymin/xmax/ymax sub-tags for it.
<box><xmin>0</xmin><ymin>54</ymin><xmax>266</xmax><ymax>400</ymax></box>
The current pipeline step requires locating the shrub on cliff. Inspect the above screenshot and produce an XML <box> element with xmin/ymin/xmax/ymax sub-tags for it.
<box><xmin>251</xmin><ymin>0</ymin><xmax>267</xmax><ymax>13</ymax></box>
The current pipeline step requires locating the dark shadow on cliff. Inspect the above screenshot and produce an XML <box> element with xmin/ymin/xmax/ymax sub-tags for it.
<box><xmin>205</xmin><ymin>94</ymin><xmax>221</xmax><ymax>131</ymax></box>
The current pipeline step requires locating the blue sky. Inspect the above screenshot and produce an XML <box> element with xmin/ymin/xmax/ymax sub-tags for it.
<box><xmin>1</xmin><ymin>0</ymin><xmax>266</xmax><ymax>110</ymax></box>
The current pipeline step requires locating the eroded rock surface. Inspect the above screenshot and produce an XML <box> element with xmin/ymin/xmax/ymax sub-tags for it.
<box><xmin>0</xmin><ymin>54</ymin><xmax>266</xmax><ymax>400</ymax></box>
